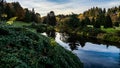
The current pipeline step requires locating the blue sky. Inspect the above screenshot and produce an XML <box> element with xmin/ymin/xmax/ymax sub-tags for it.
<box><xmin>7</xmin><ymin>0</ymin><xmax>120</xmax><ymax>16</ymax></box>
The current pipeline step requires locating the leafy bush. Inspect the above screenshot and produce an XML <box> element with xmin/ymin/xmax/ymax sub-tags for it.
<box><xmin>0</xmin><ymin>24</ymin><xmax>83</xmax><ymax>68</ymax></box>
<box><xmin>79</xmin><ymin>27</ymin><xmax>105</xmax><ymax>36</ymax></box>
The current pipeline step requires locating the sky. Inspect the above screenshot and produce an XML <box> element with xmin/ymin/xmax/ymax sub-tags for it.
<box><xmin>7</xmin><ymin>0</ymin><xmax>120</xmax><ymax>16</ymax></box>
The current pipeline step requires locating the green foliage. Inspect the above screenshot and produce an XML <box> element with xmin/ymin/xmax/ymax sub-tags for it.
<box><xmin>103</xmin><ymin>34</ymin><xmax>120</xmax><ymax>43</ymax></box>
<box><xmin>104</xmin><ymin>15</ymin><xmax>113</xmax><ymax>28</ymax></box>
<box><xmin>29</xmin><ymin>24</ymin><xmax>47</xmax><ymax>33</ymax></box>
<box><xmin>0</xmin><ymin>24</ymin><xmax>83</xmax><ymax>68</ymax></box>
<box><xmin>23</xmin><ymin>8</ymin><xmax>32</xmax><ymax>23</ymax></box>
<box><xmin>12</xmin><ymin>21</ymin><xmax>31</xmax><ymax>27</ymax></box>
<box><xmin>57</xmin><ymin>14</ymin><xmax>80</xmax><ymax>33</ymax></box>
<box><xmin>79</xmin><ymin>27</ymin><xmax>105</xmax><ymax>36</ymax></box>
<box><xmin>114</xmin><ymin>22</ymin><xmax>119</xmax><ymax>27</ymax></box>
<box><xmin>43</xmin><ymin>11</ymin><xmax>56</xmax><ymax>26</ymax></box>
<box><xmin>81</xmin><ymin>17</ymin><xmax>91</xmax><ymax>27</ymax></box>
<box><xmin>93</xmin><ymin>15</ymin><xmax>102</xmax><ymax>28</ymax></box>
<box><xmin>66</xmin><ymin>14</ymin><xmax>80</xmax><ymax>29</ymax></box>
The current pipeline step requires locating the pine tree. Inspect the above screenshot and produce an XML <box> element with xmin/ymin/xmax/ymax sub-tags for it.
<box><xmin>84</xmin><ymin>16</ymin><xmax>91</xmax><ymax>25</ymax></box>
<box><xmin>104</xmin><ymin>15</ymin><xmax>113</xmax><ymax>28</ymax></box>
<box><xmin>24</xmin><ymin>8</ymin><xmax>32</xmax><ymax>22</ymax></box>
<box><xmin>93</xmin><ymin>15</ymin><xmax>101</xmax><ymax>28</ymax></box>
<box><xmin>45</xmin><ymin>11</ymin><xmax>56</xmax><ymax>26</ymax></box>
<box><xmin>68</xmin><ymin>13</ymin><xmax>80</xmax><ymax>28</ymax></box>
<box><xmin>91</xmin><ymin>17</ymin><xmax>95</xmax><ymax>25</ymax></box>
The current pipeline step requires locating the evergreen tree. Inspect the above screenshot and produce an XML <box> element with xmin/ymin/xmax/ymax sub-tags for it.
<box><xmin>45</xmin><ymin>11</ymin><xmax>56</xmax><ymax>26</ymax></box>
<box><xmin>31</xmin><ymin>8</ymin><xmax>36</xmax><ymax>22</ymax></box>
<box><xmin>34</xmin><ymin>13</ymin><xmax>41</xmax><ymax>23</ymax></box>
<box><xmin>84</xmin><ymin>16</ymin><xmax>91</xmax><ymax>25</ymax></box>
<box><xmin>114</xmin><ymin>22</ymin><xmax>119</xmax><ymax>27</ymax></box>
<box><xmin>68</xmin><ymin>13</ymin><xmax>80</xmax><ymax>28</ymax></box>
<box><xmin>93</xmin><ymin>15</ymin><xmax>101</xmax><ymax>28</ymax></box>
<box><xmin>104</xmin><ymin>15</ymin><xmax>113</xmax><ymax>28</ymax></box>
<box><xmin>24</xmin><ymin>8</ymin><xmax>32</xmax><ymax>22</ymax></box>
<box><xmin>91</xmin><ymin>17</ymin><xmax>95</xmax><ymax>25</ymax></box>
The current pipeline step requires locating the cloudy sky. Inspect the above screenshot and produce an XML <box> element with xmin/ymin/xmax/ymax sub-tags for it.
<box><xmin>7</xmin><ymin>0</ymin><xmax>120</xmax><ymax>16</ymax></box>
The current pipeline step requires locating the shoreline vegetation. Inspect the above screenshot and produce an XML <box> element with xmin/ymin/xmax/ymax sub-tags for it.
<box><xmin>56</xmin><ymin>26</ymin><xmax>120</xmax><ymax>47</ymax></box>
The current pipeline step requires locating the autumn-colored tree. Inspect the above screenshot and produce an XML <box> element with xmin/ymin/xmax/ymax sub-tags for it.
<box><xmin>12</xmin><ymin>2</ymin><xmax>25</xmax><ymax>20</ymax></box>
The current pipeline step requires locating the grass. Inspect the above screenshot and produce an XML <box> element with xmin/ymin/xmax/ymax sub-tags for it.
<box><xmin>11</xmin><ymin>21</ymin><xmax>36</xmax><ymax>33</ymax></box>
<box><xmin>12</xmin><ymin>21</ymin><xmax>31</xmax><ymax>27</ymax></box>
<box><xmin>101</xmin><ymin>27</ymin><xmax>120</xmax><ymax>33</ymax></box>
<box><xmin>87</xmin><ymin>25</ymin><xmax>120</xmax><ymax>34</ymax></box>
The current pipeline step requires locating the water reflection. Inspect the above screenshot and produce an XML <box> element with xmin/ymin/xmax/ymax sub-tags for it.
<box><xmin>42</xmin><ymin>32</ymin><xmax>120</xmax><ymax>68</ymax></box>
<box><xmin>59</xmin><ymin>33</ymin><xmax>120</xmax><ymax>50</ymax></box>
<box><xmin>59</xmin><ymin>33</ymin><xmax>88</xmax><ymax>50</ymax></box>
<box><xmin>55</xmin><ymin>32</ymin><xmax>120</xmax><ymax>68</ymax></box>
<box><xmin>67</xmin><ymin>34</ymin><xmax>79</xmax><ymax>50</ymax></box>
<box><xmin>46</xmin><ymin>29</ymin><xmax>56</xmax><ymax>39</ymax></box>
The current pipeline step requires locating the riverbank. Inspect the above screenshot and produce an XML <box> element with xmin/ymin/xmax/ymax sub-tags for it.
<box><xmin>76</xmin><ymin>31</ymin><xmax>120</xmax><ymax>44</ymax></box>
<box><xmin>0</xmin><ymin>23</ymin><xmax>83</xmax><ymax>68</ymax></box>
<box><xmin>57</xmin><ymin>26</ymin><xmax>120</xmax><ymax>45</ymax></box>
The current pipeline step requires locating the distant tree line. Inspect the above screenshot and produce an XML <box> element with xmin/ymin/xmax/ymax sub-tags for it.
<box><xmin>0</xmin><ymin>0</ymin><xmax>41</xmax><ymax>23</ymax></box>
<box><xmin>57</xmin><ymin>6</ymin><xmax>120</xmax><ymax>29</ymax></box>
<box><xmin>83</xmin><ymin>6</ymin><xmax>120</xmax><ymax>28</ymax></box>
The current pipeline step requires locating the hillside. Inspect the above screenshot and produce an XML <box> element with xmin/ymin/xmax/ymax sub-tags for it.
<box><xmin>0</xmin><ymin>23</ymin><xmax>83</xmax><ymax>68</ymax></box>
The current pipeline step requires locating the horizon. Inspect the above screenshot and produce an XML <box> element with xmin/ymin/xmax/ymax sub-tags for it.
<box><xmin>7</xmin><ymin>0</ymin><xmax>120</xmax><ymax>16</ymax></box>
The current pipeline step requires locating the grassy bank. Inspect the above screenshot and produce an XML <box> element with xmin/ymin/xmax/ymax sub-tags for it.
<box><xmin>78</xmin><ymin>27</ymin><xmax>120</xmax><ymax>44</ymax></box>
<box><xmin>58</xmin><ymin>26</ymin><xmax>120</xmax><ymax>44</ymax></box>
<box><xmin>0</xmin><ymin>23</ymin><xmax>83</xmax><ymax>68</ymax></box>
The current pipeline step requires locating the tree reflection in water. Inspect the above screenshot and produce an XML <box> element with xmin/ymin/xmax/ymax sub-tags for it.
<box><xmin>46</xmin><ymin>29</ymin><xmax>56</xmax><ymax>39</ymax></box>
<box><xmin>58</xmin><ymin>32</ymin><xmax>120</xmax><ymax>51</ymax></box>
<box><xmin>59</xmin><ymin>33</ymin><xmax>86</xmax><ymax>50</ymax></box>
<box><xmin>46</xmin><ymin>32</ymin><xmax>120</xmax><ymax>51</ymax></box>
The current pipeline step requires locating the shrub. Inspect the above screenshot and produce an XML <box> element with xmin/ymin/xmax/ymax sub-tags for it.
<box><xmin>0</xmin><ymin>24</ymin><xmax>83</xmax><ymax>68</ymax></box>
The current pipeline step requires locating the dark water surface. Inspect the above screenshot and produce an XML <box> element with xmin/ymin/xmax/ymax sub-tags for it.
<box><xmin>42</xmin><ymin>32</ymin><xmax>120</xmax><ymax>68</ymax></box>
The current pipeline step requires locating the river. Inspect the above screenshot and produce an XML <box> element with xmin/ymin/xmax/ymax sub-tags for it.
<box><xmin>42</xmin><ymin>32</ymin><xmax>120</xmax><ymax>68</ymax></box>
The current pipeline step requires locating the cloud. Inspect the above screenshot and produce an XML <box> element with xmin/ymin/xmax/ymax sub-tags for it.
<box><xmin>47</xmin><ymin>0</ymin><xmax>71</xmax><ymax>4</ymax></box>
<box><xmin>7</xmin><ymin>0</ymin><xmax>120</xmax><ymax>16</ymax></box>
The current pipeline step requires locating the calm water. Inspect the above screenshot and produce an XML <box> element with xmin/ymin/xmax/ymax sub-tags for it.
<box><xmin>43</xmin><ymin>32</ymin><xmax>120</xmax><ymax>68</ymax></box>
